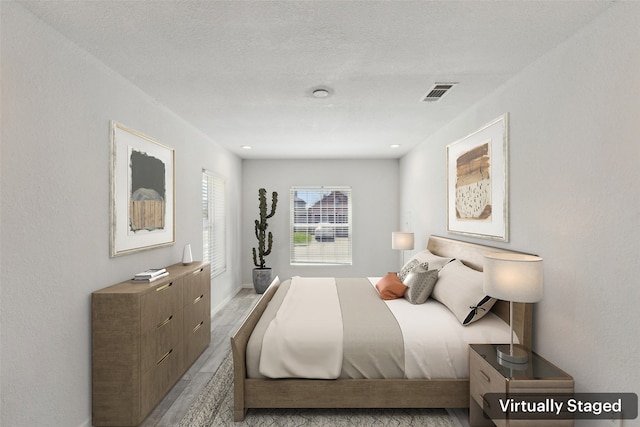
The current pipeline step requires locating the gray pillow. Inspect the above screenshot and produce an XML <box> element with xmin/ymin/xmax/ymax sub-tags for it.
<box><xmin>398</xmin><ymin>259</ymin><xmax>429</xmax><ymax>282</ymax></box>
<box><xmin>403</xmin><ymin>267</ymin><xmax>439</xmax><ymax>304</ymax></box>
<box><xmin>431</xmin><ymin>259</ymin><xmax>496</xmax><ymax>325</ymax></box>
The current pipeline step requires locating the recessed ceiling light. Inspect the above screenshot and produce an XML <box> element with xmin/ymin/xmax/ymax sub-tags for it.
<box><xmin>312</xmin><ymin>88</ymin><xmax>331</xmax><ymax>98</ymax></box>
<box><xmin>390</xmin><ymin>144</ymin><xmax>401</xmax><ymax>148</ymax></box>
<box><xmin>241</xmin><ymin>145</ymin><xmax>252</xmax><ymax>150</ymax></box>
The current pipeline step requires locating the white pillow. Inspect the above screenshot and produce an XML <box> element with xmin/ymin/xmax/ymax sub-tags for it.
<box><xmin>431</xmin><ymin>259</ymin><xmax>496</xmax><ymax>325</ymax></box>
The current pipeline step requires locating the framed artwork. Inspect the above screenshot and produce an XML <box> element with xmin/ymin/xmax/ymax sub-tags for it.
<box><xmin>110</xmin><ymin>121</ymin><xmax>175</xmax><ymax>256</ymax></box>
<box><xmin>446</xmin><ymin>113</ymin><xmax>509</xmax><ymax>242</ymax></box>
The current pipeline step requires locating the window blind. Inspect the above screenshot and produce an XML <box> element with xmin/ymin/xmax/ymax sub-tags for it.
<box><xmin>290</xmin><ymin>187</ymin><xmax>352</xmax><ymax>265</ymax></box>
<box><xmin>202</xmin><ymin>170</ymin><xmax>226</xmax><ymax>277</ymax></box>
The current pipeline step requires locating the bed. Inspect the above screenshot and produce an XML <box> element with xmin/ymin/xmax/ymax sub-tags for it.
<box><xmin>230</xmin><ymin>235</ymin><xmax>533</xmax><ymax>421</ymax></box>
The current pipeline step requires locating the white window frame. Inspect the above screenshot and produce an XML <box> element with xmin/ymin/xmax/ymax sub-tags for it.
<box><xmin>202</xmin><ymin>170</ymin><xmax>226</xmax><ymax>277</ymax></box>
<box><xmin>290</xmin><ymin>186</ymin><xmax>352</xmax><ymax>266</ymax></box>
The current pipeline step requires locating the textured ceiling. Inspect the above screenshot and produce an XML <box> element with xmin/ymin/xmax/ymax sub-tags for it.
<box><xmin>19</xmin><ymin>0</ymin><xmax>614</xmax><ymax>159</ymax></box>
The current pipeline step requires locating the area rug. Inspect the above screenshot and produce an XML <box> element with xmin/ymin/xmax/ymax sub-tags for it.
<box><xmin>179</xmin><ymin>352</ymin><xmax>456</xmax><ymax>427</ymax></box>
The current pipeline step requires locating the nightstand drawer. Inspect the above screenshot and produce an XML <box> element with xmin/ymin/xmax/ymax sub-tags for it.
<box><xmin>470</xmin><ymin>347</ymin><xmax>506</xmax><ymax>404</ymax></box>
<box><xmin>470</xmin><ymin>372</ymin><xmax>496</xmax><ymax>410</ymax></box>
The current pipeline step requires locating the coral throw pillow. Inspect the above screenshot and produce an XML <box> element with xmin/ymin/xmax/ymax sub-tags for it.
<box><xmin>375</xmin><ymin>273</ymin><xmax>408</xmax><ymax>300</ymax></box>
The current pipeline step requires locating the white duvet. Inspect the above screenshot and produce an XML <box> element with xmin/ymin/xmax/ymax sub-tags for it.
<box><xmin>259</xmin><ymin>277</ymin><xmax>344</xmax><ymax>379</ymax></box>
<box><xmin>254</xmin><ymin>276</ymin><xmax>515</xmax><ymax>380</ymax></box>
<box><xmin>367</xmin><ymin>277</ymin><xmax>516</xmax><ymax>379</ymax></box>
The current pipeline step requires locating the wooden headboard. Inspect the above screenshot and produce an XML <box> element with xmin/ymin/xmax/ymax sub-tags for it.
<box><xmin>427</xmin><ymin>235</ymin><xmax>533</xmax><ymax>349</ymax></box>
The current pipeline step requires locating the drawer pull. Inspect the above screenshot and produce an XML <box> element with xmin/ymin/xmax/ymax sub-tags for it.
<box><xmin>193</xmin><ymin>294</ymin><xmax>204</xmax><ymax>304</ymax></box>
<box><xmin>156</xmin><ymin>282</ymin><xmax>173</xmax><ymax>292</ymax></box>
<box><xmin>482</xmin><ymin>395</ymin><xmax>491</xmax><ymax>409</ymax></box>
<box><xmin>157</xmin><ymin>315</ymin><xmax>173</xmax><ymax>329</ymax></box>
<box><xmin>192</xmin><ymin>268</ymin><xmax>204</xmax><ymax>275</ymax></box>
<box><xmin>479</xmin><ymin>370</ymin><xmax>491</xmax><ymax>383</ymax></box>
<box><xmin>157</xmin><ymin>349</ymin><xmax>173</xmax><ymax>365</ymax></box>
<box><xmin>193</xmin><ymin>321</ymin><xmax>204</xmax><ymax>333</ymax></box>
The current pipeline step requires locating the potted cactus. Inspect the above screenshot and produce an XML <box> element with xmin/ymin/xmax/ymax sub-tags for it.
<box><xmin>252</xmin><ymin>188</ymin><xmax>278</xmax><ymax>293</ymax></box>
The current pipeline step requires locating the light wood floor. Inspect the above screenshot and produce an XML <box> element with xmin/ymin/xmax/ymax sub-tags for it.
<box><xmin>138</xmin><ymin>287</ymin><xmax>470</xmax><ymax>427</ymax></box>
<box><xmin>140</xmin><ymin>288</ymin><xmax>261</xmax><ymax>427</ymax></box>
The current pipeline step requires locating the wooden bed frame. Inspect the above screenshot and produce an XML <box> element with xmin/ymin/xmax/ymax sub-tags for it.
<box><xmin>230</xmin><ymin>235</ymin><xmax>533</xmax><ymax>421</ymax></box>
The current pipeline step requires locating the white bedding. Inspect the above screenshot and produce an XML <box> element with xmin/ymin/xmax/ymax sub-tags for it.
<box><xmin>259</xmin><ymin>277</ymin><xmax>344</xmax><ymax>379</ymax></box>
<box><xmin>249</xmin><ymin>276</ymin><xmax>516</xmax><ymax>381</ymax></box>
<box><xmin>367</xmin><ymin>277</ymin><xmax>516</xmax><ymax>379</ymax></box>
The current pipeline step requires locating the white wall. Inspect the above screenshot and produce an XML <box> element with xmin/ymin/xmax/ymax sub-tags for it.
<box><xmin>0</xmin><ymin>4</ymin><xmax>242</xmax><ymax>427</ymax></box>
<box><xmin>241</xmin><ymin>159</ymin><xmax>400</xmax><ymax>284</ymax></box>
<box><xmin>400</xmin><ymin>3</ymin><xmax>640</xmax><ymax>422</ymax></box>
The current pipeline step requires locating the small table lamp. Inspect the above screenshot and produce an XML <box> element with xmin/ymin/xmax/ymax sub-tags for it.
<box><xmin>483</xmin><ymin>252</ymin><xmax>543</xmax><ymax>364</ymax></box>
<box><xmin>392</xmin><ymin>232</ymin><xmax>414</xmax><ymax>268</ymax></box>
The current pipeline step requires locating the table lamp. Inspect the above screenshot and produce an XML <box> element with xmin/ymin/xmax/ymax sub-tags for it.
<box><xmin>483</xmin><ymin>252</ymin><xmax>543</xmax><ymax>364</ymax></box>
<box><xmin>392</xmin><ymin>232</ymin><xmax>414</xmax><ymax>268</ymax></box>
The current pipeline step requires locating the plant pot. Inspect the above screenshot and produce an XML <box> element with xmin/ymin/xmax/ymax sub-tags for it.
<box><xmin>252</xmin><ymin>268</ymin><xmax>272</xmax><ymax>294</ymax></box>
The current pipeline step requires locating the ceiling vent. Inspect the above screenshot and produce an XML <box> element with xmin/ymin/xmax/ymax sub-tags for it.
<box><xmin>421</xmin><ymin>83</ymin><xmax>457</xmax><ymax>102</ymax></box>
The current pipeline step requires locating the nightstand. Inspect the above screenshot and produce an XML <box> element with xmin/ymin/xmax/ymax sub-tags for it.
<box><xmin>469</xmin><ymin>344</ymin><xmax>574</xmax><ymax>427</ymax></box>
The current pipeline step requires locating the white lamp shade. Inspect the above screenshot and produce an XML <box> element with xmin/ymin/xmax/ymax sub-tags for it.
<box><xmin>483</xmin><ymin>252</ymin><xmax>543</xmax><ymax>303</ymax></box>
<box><xmin>392</xmin><ymin>232</ymin><xmax>414</xmax><ymax>250</ymax></box>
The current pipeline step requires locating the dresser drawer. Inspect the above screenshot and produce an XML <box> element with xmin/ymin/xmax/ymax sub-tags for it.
<box><xmin>184</xmin><ymin>291</ymin><xmax>210</xmax><ymax>334</ymax></box>
<box><xmin>184</xmin><ymin>293</ymin><xmax>211</xmax><ymax>364</ymax></box>
<box><xmin>141</xmin><ymin>278</ymin><xmax>183</xmax><ymax>332</ymax></box>
<box><xmin>141</xmin><ymin>310</ymin><xmax>182</xmax><ymax>374</ymax></box>
<box><xmin>183</xmin><ymin>265</ymin><xmax>210</xmax><ymax>307</ymax></box>
<box><xmin>140</xmin><ymin>344</ymin><xmax>183</xmax><ymax>417</ymax></box>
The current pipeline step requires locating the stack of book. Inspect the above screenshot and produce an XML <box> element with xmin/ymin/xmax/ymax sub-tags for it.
<box><xmin>132</xmin><ymin>268</ymin><xmax>168</xmax><ymax>282</ymax></box>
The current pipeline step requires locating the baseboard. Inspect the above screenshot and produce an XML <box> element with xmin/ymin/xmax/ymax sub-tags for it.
<box><xmin>211</xmin><ymin>293</ymin><xmax>233</xmax><ymax>317</ymax></box>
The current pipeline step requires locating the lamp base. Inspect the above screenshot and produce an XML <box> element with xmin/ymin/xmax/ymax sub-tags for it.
<box><xmin>497</xmin><ymin>356</ymin><xmax>530</xmax><ymax>371</ymax></box>
<box><xmin>496</xmin><ymin>344</ymin><xmax>529</xmax><ymax>364</ymax></box>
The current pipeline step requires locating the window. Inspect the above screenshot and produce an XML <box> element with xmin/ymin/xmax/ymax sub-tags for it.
<box><xmin>290</xmin><ymin>187</ymin><xmax>352</xmax><ymax>265</ymax></box>
<box><xmin>202</xmin><ymin>170</ymin><xmax>226</xmax><ymax>277</ymax></box>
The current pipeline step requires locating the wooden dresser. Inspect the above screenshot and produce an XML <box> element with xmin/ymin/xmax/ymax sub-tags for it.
<box><xmin>92</xmin><ymin>262</ymin><xmax>211</xmax><ymax>426</ymax></box>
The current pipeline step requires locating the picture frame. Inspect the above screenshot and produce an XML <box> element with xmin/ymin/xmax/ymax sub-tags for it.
<box><xmin>110</xmin><ymin>121</ymin><xmax>175</xmax><ymax>257</ymax></box>
<box><xmin>446</xmin><ymin>113</ymin><xmax>509</xmax><ymax>242</ymax></box>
